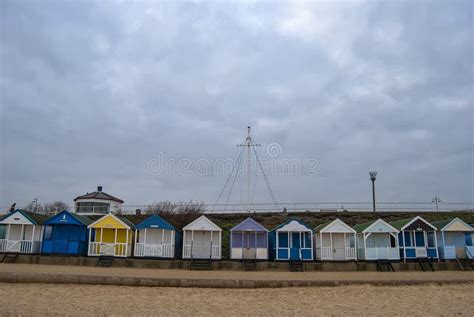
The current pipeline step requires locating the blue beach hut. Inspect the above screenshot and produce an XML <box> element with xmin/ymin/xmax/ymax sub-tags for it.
<box><xmin>134</xmin><ymin>214</ymin><xmax>181</xmax><ymax>258</ymax></box>
<box><xmin>390</xmin><ymin>216</ymin><xmax>439</xmax><ymax>262</ymax></box>
<box><xmin>431</xmin><ymin>218</ymin><xmax>474</xmax><ymax>260</ymax></box>
<box><xmin>41</xmin><ymin>210</ymin><xmax>92</xmax><ymax>255</ymax></box>
<box><xmin>230</xmin><ymin>217</ymin><xmax>268</xmax><ymax>260</ymax></box>
<box><xmin>269</xmin><ymin>219</ymin><xmax>313</xmax><ymax>261</ymax></box>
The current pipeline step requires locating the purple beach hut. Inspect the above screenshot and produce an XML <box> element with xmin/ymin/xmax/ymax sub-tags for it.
<box><xmin>230</xmin><ymin>217</ymin><xmax>268</xmax><ymax>261</ymax></box>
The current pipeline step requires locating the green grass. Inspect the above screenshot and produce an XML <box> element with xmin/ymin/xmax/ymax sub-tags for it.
<box><xmin>121</xmin><ymin>211</ymin><xmax>474</xmax><ymax>260</ymax></box>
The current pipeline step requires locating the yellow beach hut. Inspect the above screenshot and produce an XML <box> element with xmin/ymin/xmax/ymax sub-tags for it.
<box><xmin>87</xmin><ymin>213</ymin><xmax>134</xmax><ymax>257</ymax></box>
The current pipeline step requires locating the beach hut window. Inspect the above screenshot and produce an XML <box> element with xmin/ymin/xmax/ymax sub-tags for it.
<box><xmin>465</xmin><ymin>233</ymin><xmax>472</xmax><ymax>246</ymax></box>
<box><xmin>390</xmin><ymin>235</ymin><xmax>397</xmax><ymax>247</ymax></box>
<box><xmin>256</xmin><ymin>232</ymin><xmax>267</xmax><ymax>248</ymax></box>
<box><xmin>44</xmin><ymin>226</ymin><xmax>53</xmax><ymax>240</ymax></box>
<box><xmin>348</xmin><ymin>235</ymin><xmax>355</xmax><ymax>248</ymax></box>
<box><xmin>427</xmin><ymin>232</ymin><xmax>435</xmax><ymax>247</ymax></box>
<box><xmin>76</xmin><ymin>202</ymin><xmax>110</xmax><ymax>213</ymax></box>
<box><xmin>279</xmin><ymin>232</ymin><xmax>289</xmax><ymax>247</ymax></box>
<box><xmin>404</xmin><ymin>231</ymin><xmax>412</xmax><ymax>246</ymax></box>
<box><xmin>304</xmin><ymin>232</ymin><xmax>311</xmax><ymax>248</ymax></box>
<box><xmin>232</xmin><ymin>232</ymin><xmax>243</xmax><ymax>248</ymax></box>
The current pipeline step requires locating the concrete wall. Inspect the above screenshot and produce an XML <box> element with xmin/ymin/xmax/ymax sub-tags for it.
<box><xmin>11</xmin><ymin>255</ymin><xmax>462</xmax><ymax>271</ymax></box>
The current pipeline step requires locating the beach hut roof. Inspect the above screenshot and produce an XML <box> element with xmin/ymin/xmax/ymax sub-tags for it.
<box><xmin>183</xmin><ymin>215</ymin><xmax>221</xmax><ymax>231</ymax></box>
<box><xmin>390</xmin><ymin>216</ymin><xmax>436</xmax><ymax>231</ymax></box>
<box><xmin>87</xmin><ymin>213</ymin><xmax>134</xmax><ymax>229</ymax></box>
<box><xmin>44</xmin><ymin>210</ymin><xmax>93</xmax><ymax>226</ymax></box>
<box><xmin>0</xmin><ymin>209</ymin><xmax>48</xmax><ymax>225</ymax></box>
<box><xmin>353</xmin><ymin>218</ymin><xmax>399</xmax><ymax>233</ymax></box>
<box><xmin>135</xmin><ymin>214</ymin><xmax>176</xmax><ymax>231</ymax></box>
<box><xmin>74</xmin><ymin>186</ymin><xmax>124</xmax><ymax>203</ymax></box>
<box><xmin>314</xmin><ymin>218</ymin><xmax>355</xmax><ymax>233</ymax></box>
<box><xmin>431</xmin><ymin>218</ymin><xmax>474</xmax><ymax>232</ymax></box>
<box><xmin>271</xmin><ymin>219</ymin><xmax>312</xmax><ymax>232</ymax></box>
<box><xmin>230</xmin><ymin>217</ymin><xmax>268</xmax><ymax>232</ymax></box>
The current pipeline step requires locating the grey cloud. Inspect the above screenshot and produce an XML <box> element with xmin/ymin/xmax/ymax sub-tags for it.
<box><xmin>0</xmin><ymin>0</ymin><xmax>472</xmax><ymax>208</ymax></box>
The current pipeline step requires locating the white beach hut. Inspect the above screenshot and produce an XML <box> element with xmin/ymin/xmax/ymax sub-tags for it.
<box><xmin>0</xmin><ymin>210</ymin><xmax>47</xmax><ymax>254</ymax></box>
<box><xmin>314</xmin><ymin>219</ymin><xmax>357</xmax><ymax>261</ymax></box>
<box><xmin>182</xmin><ymin>215</ymin><xmax>222</xmax><ymax>260</ymax></box>
<box><xmin>354</xmin><ymin>219</ymin><xmax>400</xmax><ymax>261</ymax></box>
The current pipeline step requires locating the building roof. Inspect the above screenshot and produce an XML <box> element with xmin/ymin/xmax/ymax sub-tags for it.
<box><xmin>74</xmin><ymin>187</ymin><xmax>124</xmax><ymax>203</ymax></box>
<box><xmin>431</xmin><ymin>219</ymin><xmax>454</xmax><ymax>230</ymax></box>
<box><xmin>0</xmin><ymin>209</ymin><xmax>48</xmax><ymax>225</ymax></box>
<box><xmin>135</xmin><ymin>214</ymin><xmax>176</xmax><ymax>231</ymax></box>
<box><xmin>231</xmin><ymin>217</ymin><xmax>268</xmax><ymax>232</ymax></box>
<box><xmin>353</xmin><ymin>220</ymin><xmax>377</xmax><ymax>233</ymax></box>
<box><xmin>390</xmin><ymin>216</ymin><xmax>436</xmax><ymax>231</ymax></box>
<box><xmin>45</xmin><ymin>210</ymin><xmax>93</xmax><ymax>226</ymax></box>
<box><xmin>431</xmin><ymin>218</ymin><xmax>474</xmax><ymax>231</ymax></box>
<box><xmin>313</xmin><ymin>218</ymin><xmax>355</xmax><ymax>233</ymax></box>
<box><xmin>271</xmin><ymin>219</ymin><xmax>312</xmax><ymax>232</ymax></box>
<box><xmin>353</xmin><ymin>218</ymin><xmax>399</xmax><ymax>233</ymax></box>
<box><xmin>87</xmin><ymin>213</ymin><xmax>134</xmax><ymax>229</ymax></box>
<box><xmin>183</xmin><ymin>215</ymin><xmax>222</xmax><ymax>231</ymax></box>
<box><xmin>390</xmin><ymin>218</ymin><xmax>413</xmax><ymax>229</ymax></box>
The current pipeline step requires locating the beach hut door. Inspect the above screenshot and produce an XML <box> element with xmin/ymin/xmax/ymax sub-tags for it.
<box><xmin>192</xmin><ymin>231</ymin><xmax>211</xmax><ymax>258</ymax></box>
<box><xmin>242</xmin><ymin>232</ymin><xmax>256</xmax><ymax>259</ymax></box>
<box><xmin>290</xmin><ymin>232</ymin><xmax>301</xmax><ymax>260</ymax></box>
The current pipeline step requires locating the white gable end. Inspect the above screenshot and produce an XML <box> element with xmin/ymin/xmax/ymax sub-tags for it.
<box><xmin>365</xmin><ymin>219</ymin><xmax>398</xmax><ymax>233</ymax></box>
<box><xmin>184</xmin><ymin>216</ymin><xmax>221</xmax><ymax>231</ymax></box>
<box><xmin>278</xmin><ymin>221</ymin><xmax>310</xmax><ymax>232</ymax></box>
<box><xmin>0</xmin><ymin>212</ymin><xmax>34</xmax><ymax>225</ymax></box>
<box><xmin>443</xmin><ymin>219</ymin><xmax>474</xmax><ymax>232</ymax></box>
<box><xmin>322</xmin><ymin>219</ymin><xmax>355</xmax><ymax>233</ymax></box>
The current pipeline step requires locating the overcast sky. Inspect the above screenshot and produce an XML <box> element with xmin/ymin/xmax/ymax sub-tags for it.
<box><xmin>0</xmin><ymin>0</ymin><xmax>473</xmax><ymax>209</ymax></box>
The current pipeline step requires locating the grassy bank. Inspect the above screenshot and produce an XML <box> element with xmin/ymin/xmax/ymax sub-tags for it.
<box><xmin>122</xmin><ymin>211</ymin><xmax>473</xmax><ymax>259</ymax></box>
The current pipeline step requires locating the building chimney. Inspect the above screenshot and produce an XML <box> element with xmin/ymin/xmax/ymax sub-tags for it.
<box><xmin>97</xmin><ymin>186</ymin><xmax>103</xmax><ymax>192</ymax></box>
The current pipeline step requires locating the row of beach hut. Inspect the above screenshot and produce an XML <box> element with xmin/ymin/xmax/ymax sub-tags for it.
<box><xmin>0</xmin><ymin>210</ymin><xmax>473</xmax><ymax>262</ymax></box>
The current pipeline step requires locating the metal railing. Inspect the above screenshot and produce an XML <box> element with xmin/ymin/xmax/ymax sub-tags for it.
<box><xmin>2</xmin><ymin>201</ymin><xmax>472</xmax><ymax>217</ymax></box>
<box><xmin>96</xmin><ymin>202</ymin><xmax>474</xmax><ymax>214</ymax></box>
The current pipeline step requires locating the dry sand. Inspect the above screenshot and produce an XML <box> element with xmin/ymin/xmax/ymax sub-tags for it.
<box><xmin>1</xmin><ymin>282</ymin><xmax>473</xmax><ymax>316</ymax></box>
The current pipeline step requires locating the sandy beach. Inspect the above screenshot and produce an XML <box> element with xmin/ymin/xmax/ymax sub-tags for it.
<box><xmin>1</xmin><ymin>264</ymin><xmax>474</xmax><ymax>315</ymax></box>
<box><xmin>1</xmin><ymin>282</ymin><xmax>473</xmax><ymax>316</ymax></box>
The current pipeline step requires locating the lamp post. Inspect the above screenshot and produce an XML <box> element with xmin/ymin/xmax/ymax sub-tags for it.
<box><xmin>369</xmin><ymin>172</ymin><xmax>377</xmax><ymax>212</ymax></box>
<box><xmin>432</xmin><ymin>196</ymin><xmax>441</xmax><ymax>212</ymax></box>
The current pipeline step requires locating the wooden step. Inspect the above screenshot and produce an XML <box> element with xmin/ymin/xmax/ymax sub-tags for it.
<box><xmin>190</xmin><ymin>259</ymin><xmax>211</xmax><ymax>270</ymax></box>
<box><xmin>289</xmin><ymin>261</ymin><xmax>304</xmax><ymax>272</ymax></box>
<box><xmin>457</xmin><ymin>258</ymin><xmax>473</xmax><ymax>271</ymax></box>
<box><xmin>242</xmin><ymin>260</ymin><xmax>257</xmax><ymax>271</ymax></box>
<box><xmin>417</xmin><ymin>257</ymin><xmax>435</xmax><ymax>272</ymax></box>
<box><xmin>1</xmin><ymin>253</ymin><xmax>18</xmax><ymax>263</ymax></box>
<box><xmin>96</xmin><ymin>256</ymin><xmax>114</xmax><ymax>267</ymax></box>
<box><xmin>376</xmin><ymin>260</ymin><xmax>395</xmax><ymax>272</ymax></box>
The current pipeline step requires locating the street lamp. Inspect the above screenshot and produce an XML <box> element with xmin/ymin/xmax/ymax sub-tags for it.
<box><xmin>369</xmin><ymin>172</ymin><xmax>377</xmax><ymax>212</ymax></box>
<box><xmin>432</xmin><ymin>196</ymin><xmax>441</xmax><ymax>212</ymax></box>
